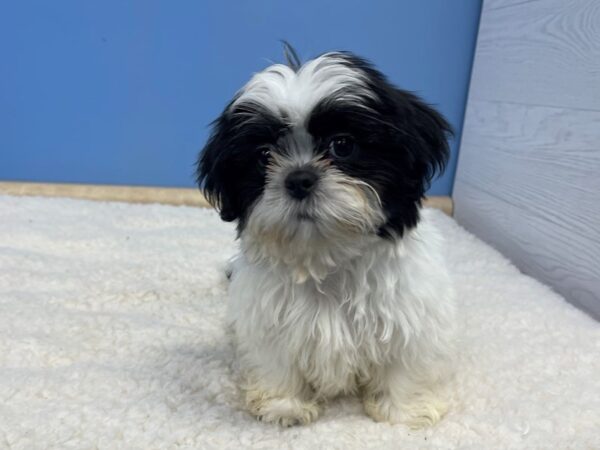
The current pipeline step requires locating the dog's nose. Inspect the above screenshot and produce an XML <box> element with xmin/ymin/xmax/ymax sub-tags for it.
<box><xmin>285</xmin><ymin>169</ymin><xmax>318</xmax><ymax>200</ymax></box>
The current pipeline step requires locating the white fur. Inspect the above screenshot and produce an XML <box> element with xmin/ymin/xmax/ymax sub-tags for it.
<box><xmin>229</xmin><ymin>209</ymin><xmax>456</xmax><ymax>427</ymax></box>
<box><xmin>233</xmin><ymin>53</ymin><xmax>374</xmax><ymax>125</ymax></box>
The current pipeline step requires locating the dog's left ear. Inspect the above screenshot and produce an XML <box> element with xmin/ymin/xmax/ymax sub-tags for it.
<box><xmin>394</xmin><ymin>90</ymin><xmax>453</xmax><ymax>192</ymax></box>
<box><xmin>372</xmin><ymin>88</ymin><xmax>453</xmax><ymax>237</ymax></box>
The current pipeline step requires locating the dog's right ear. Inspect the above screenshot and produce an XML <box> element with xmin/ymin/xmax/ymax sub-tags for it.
<box><xmin>196</xmin><ymin>112</ymin><xmax>242</xmax><ymax>222</ymax></box>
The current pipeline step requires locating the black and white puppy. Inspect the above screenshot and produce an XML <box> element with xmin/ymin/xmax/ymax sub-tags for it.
<box><xmin>197</xmin><ymin>50</ymin><xmax>456</xmax><ymax>427</ymax></box>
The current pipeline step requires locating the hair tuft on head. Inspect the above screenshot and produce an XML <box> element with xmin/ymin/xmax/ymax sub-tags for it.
<box><xmin>280</xmin><ymin>40</ymin><xmax>302</xmax><ymax>71</ymax></box>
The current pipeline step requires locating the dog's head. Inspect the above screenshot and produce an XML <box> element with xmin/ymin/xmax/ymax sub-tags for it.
<box><xmin>197</xmin><ymin>51</ymin><xmax>451</xmax><ymax>249</ymax></box>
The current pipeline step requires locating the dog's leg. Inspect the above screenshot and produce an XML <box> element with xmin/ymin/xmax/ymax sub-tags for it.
<box><xmin>242</xmin><ymin>358</ymin><xmax>319</xmax><ymax>427</ymax></box>
<box><xmin>363</xmin><ymin>360</ymin><xmax>448</xmax><ymax>429</ymax></box>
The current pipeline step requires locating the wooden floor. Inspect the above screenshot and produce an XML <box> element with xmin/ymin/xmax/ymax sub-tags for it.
<box><xmin>0</xmin><ymin>181</ymin><xmax>453</xmax><ymax>215</ymax></box>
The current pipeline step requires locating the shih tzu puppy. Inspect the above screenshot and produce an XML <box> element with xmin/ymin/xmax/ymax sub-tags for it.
<box><xmin>197</xmin><ymin>47</ymin><xmax>456</xmax><ymax>428</ymax></box>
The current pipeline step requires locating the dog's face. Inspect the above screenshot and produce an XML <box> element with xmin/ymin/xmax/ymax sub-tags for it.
<box><xmin>198</xmin><ymin>52</ymin><xmax>450</xmax><ymax>248</ymax></box>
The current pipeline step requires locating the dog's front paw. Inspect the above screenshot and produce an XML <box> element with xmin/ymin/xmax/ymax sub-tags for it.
<box><xmin>246</xmin><ymin>390</ymin><xmax>319</xmax><ymax>427</ymax></box>
<box><xmin>363</xmin><ymin>391</ymin><xmax>448</xmax><ymax>429</ymax></box>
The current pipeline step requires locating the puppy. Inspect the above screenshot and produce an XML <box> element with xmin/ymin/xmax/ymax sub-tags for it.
<box><xmin>197</xmin><ymin>48</ymin><xmax>456</xmax><ymax>428</ymax></box>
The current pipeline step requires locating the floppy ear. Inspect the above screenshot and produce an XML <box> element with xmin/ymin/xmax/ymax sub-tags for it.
<box><xmin>372</xmin><ymin>89</ymin><xmax>453</xmax><ymax>238</ymax></box>
<box><xmin>196</xmin><ymin>114</ymin><xmax>241</xmax><ymax>222</ymax></box>
<box><xmin>397</xmin><ymin>90</ymin><xmax>452</xmax><ymax>192</ymax></box>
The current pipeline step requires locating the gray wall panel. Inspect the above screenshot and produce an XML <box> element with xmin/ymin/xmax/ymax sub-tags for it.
<box><xmin>454</xmin><ymin>0</ymin><xmax>600</xmax><ymax>318</ymax></box>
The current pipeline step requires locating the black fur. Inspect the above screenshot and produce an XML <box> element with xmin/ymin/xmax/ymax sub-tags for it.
<box><xmin>309</xmin><ymin>53</ymin><xmax>452</xmax><ymax>237</ymax></box>
<box><xmin>196</xmin><ymin>51</ymin><xmax>452</xmax><ymax>238</ymax></box>
<box><xmin>197</xmin><ymin>100</ymin><xmax>287</xmax><ymax>227</ymax></box>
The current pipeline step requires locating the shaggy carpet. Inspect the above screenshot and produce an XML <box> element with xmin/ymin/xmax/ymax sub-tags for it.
<box><xmin>0</xmin><ymin>195</ymin><xmax>598</xmax><ymax>449</ymax></box>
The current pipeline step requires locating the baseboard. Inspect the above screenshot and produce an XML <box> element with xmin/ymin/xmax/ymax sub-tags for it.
<box><xmin>0</xmin><ymin>181</ymin><xmax>453</xmax><ymax>215</ymax></box>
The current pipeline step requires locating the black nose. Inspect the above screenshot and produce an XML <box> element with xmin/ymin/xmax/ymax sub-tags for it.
<box><xmin>285</xmin><ymin>169</ymin><xmax>318</xmax><ymax>200</ymax></box>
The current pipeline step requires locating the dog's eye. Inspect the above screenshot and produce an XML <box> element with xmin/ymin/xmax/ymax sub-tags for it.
<box><xmin>257</xmin><ymin>145</ymin><xmax>272</xmax><ymax>166</ymax></box>
<box><xmin>327</xmin><ymin>135</ymin><xmax>356</xmax><ymax>160</ymax></box>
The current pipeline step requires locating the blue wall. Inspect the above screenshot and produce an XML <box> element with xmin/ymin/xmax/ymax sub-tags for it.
<box><xmin>0</xmin><ymin>0</ymin><xmax>481</xmax><ymax>195</ymax></box>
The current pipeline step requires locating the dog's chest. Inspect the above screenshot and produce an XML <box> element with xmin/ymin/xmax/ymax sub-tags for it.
<box><xmin>284</xmin><ymin>274</ymin><xmax>399</xmax><ymax>395</ymax></box>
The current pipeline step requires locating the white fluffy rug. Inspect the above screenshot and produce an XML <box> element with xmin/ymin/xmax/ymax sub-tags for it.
<box><xmin>0</xmin><ymin>195</ymin><xmax>598</xmax><ymax>449</ymax></box>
